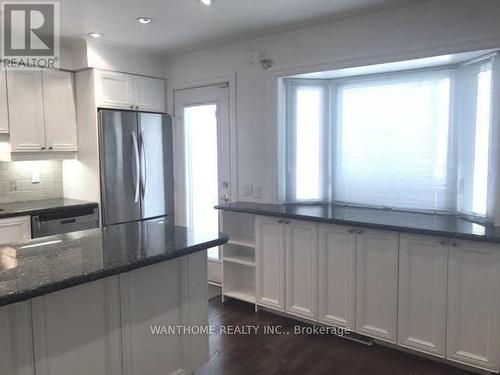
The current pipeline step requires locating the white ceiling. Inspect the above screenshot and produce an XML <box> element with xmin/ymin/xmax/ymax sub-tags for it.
<box><xmin>59</xmin><ymin>0</ymin><xmax>420</xmax><ymax>55</ymax></box>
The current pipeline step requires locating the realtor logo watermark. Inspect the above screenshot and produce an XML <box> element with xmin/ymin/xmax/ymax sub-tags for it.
<box><xmin>1</xmin><ymin>1</ymin><xmax>60</xmax><ymax>69</ymax></box>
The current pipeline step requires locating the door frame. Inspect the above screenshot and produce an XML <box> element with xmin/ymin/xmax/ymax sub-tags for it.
<box><xmin>171</xmin><ymin>73</ymin><xmax>237</xmax><ymax>225</ymax></box>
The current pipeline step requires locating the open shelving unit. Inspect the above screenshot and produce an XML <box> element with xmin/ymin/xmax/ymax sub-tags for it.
<box><xmin>220</xmin><ymin>211</ymin><xmax>256</xmax><ymax>308</ymax></box>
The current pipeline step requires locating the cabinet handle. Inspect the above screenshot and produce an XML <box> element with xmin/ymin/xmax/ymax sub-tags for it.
<box><xmin>135</xmin><ymin>105</ymin><xmax>140</xmax><ymax>110</ymax></box>
<box><xmin>450</xmin><ymin>242</ymin><xmax>457</xmax><ymax>247</ymax></box>
<box><xmin>278</xmin><ymin>219</ymin><xmax>284</xmax><ymax>224</ymax></box>
<box><xmin>41</xmin><ymin>147</ymin><xmax>45</xmax><ymax>150</ymax></box>
<box><xmin>130</xmin><ymin>105</ymin><xmax>134</xmax><ymax>109</ymax></box>
<box><xmin>284</xmin><ymin>220</ymin><xmax>291</xmax><ymax>224</ymax></box>
<box><xmin>49</xmin><ymin>146</ymin><xmax>53</xmax><ymax>150</ymax></box>
<box><xmin>440</xmin><ymin>240</ymin><xmax>446</xmax><ymax>245</ymax></box>
<box><xmin>357</xmin><ymin>229</ymin><xmax>363</xmax><ymax>234</ymax></box>
<box><xmin>348</xmin><ymin>229</ymin><xmax>355</xmax><ymax>234</ymax></box>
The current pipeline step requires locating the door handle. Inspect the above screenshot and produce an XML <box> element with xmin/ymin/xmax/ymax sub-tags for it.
<box><xmin>139</xmin><ymin>131</ymin><xmax>147</xmax><ymax>197</ymax></box>
<box><xmin>131</xmin><ymin>132</ymin><xmax>140</xmax><ymax>203</ymax></box>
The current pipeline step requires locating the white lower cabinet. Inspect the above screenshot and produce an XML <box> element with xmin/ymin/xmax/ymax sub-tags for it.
<box><xmin>285</xmin><ymin>220</ymin><xmax>318</xmax><ymax>320</ymax></box>
<box><xmin>31</xmin><ymin>277</ymin><xmax>122</xmax><ymax>375</ymax></box>
<box><xmin>0</xmin><ymin>302</ymin><xmax>35</xmax><ymax>375</ymax></box>
<box><xmin>398</xmin><ymin>233</ymin><xmax>447</xmax><ymax>357</ymax></box>
<box><xmin>318</xmin><ymin>224</ymin><xmax>355</xmax><ymax>329</ymax></box>
<box><xmin>0</xmin><ymin>216</ymin><xmax>31</xmax><ymax>245</ymax></box>
<box><xmin>256</xmin><ymin>216</ymin><xmax>285</xmax><ymax>311</ymax></box>
<box><xmin>120</xmin><ymin>260</ymin><xmax>184</xmax><ymax>375</ymax></box>
<box><xmin>355</xmin><ymin>228</ymin><xmax>399</xmax><ymax>343</ymax></box>
<box><xmin>446</xmin><ymin>240</ymin><xmax>500</xmax><ymax>372</ymax></box>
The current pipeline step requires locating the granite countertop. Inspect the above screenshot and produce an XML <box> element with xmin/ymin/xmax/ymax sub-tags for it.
<box><xmin>215</xmin><ymin>202</ymin><xmax>500</xmax><ymax>243</ymax></box>
<box><xmin>0</xmin><ymin>198</ymin><xmax>98</xmax><ymax>219</ymax></box>
<box><xmin>0</xmin><ymin>218</ymin><xmax>228</xmax><ymax>307</ymax></box>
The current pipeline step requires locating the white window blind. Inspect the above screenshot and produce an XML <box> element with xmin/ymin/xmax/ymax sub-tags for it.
<box><xmin>334</xmin><ymin>72</ymin><xmax>454</xmax><ymax>211</ymax></box>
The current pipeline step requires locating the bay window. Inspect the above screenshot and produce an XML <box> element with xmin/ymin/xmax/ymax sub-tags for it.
<box><xmin>283</xmin><ymin>56</ymin><xmax>498</xmax><ymax>219</ymax></box>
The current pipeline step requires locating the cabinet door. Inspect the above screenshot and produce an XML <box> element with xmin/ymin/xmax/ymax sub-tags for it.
<box><xmin>0</xmin><ymin>302</ymin><xmax>35</xmax><ymax>375</ymax></box>
<box><xmin>318</xmin><ymin>224</ymin><xmax>355</xmax><ymax>329</ymax></box>
<box><xmin>7</xmin><ymin>71</ymin><xmax>46</xmax><ymax>152</ymax></box>
<box><xmin>256</xmin><ymin>216</ymin><xmax>285</xmax><ymax>311</ymax></box>
<box><xmin>398</xmin><ymin>234</ymin><xmax>447</xmax><ymax>357</ymax></box>
<box><xmin>446</xmin><ymin>240</ymin><xmax>500</xmax><ymax>372</ymax></box>
<box><xmin>0</xmin><ymin>68</ymin><xmax>9</xmax><ymax>134</ymax></box>
<box><xmin>0</xmin><ymin>216</ymin><xmax>31</xmax><ymax>245</ymax></box>
<box><xmin>120</xmin><ymin>260</ymin><xmax>184</xmax><ymax>375</ymax></box>
<box><xmin>285</xmin><ymin>220</ymin><xmax>318</xmax><ymax>320</ymax></box>
<box><xmin>32</xmin><ymin>277</ymin><xmax>122</xmax><ymax>375</ymax></box>
<box><xmin>42</xmin><ymin>71</ymin><xmax>78</xmax><ymax>151</ymax></box>
<box><xmin>355</xmin><ymin>228</ymin><xmax>399</xmax><ymax>342</ymax></box>
<box><xmin>95</xmin><ymin>70</ymin><xmax>135</xmax><ymax>109</ymax></box>
<box><xmin>134</xmin><ymin>76</ymin><xmax>166</xmax><ymax>112</ymax></box>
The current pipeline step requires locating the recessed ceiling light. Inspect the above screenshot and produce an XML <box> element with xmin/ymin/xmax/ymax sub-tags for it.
<box><xmin>137</xmin><ymin>17</ymin><xmax>152</xmax><ymax>24</ymax></box>
<box><xmin>199</xmin><ymin>0</ymin><xmax>214</xmax><ymax>6</ymax></box>
<box><xmin>88</xmin><ymin>32</ymin><xmax>102</xmax><ymax>38</ymax></box>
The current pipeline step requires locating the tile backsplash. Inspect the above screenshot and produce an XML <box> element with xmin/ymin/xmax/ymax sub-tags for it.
<box><xmin>0</xmin><ymin>161</ymin><xmax>63</xmax><ymax>203</ymax></box>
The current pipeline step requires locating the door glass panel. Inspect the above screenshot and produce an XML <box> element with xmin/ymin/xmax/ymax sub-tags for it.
<box><xmin>184</xmin><ymin>104</ymin><xmax>220</xmax><ymax>259</ymax></box>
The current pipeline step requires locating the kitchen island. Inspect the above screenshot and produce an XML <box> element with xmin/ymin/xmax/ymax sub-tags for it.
<box><xmin>0</xmin><ymin>218</ymin><xmax>228</xmax><ymax>375</ymax></box>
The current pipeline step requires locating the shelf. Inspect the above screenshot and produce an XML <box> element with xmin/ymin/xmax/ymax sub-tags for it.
<box><xmin>224</xmin><ymin>290</ymin><xmax>256</xmax><ymax>304</ymax></box>
<box><xmin>226</xmin><ymin>239</ymin><xmax>255</xmax><ymax>248</ymax></box>
<box><xmin>208</xmin><ymin>281</ymin><xmax>222</xmax><ymax>287</ymax></box>
<box><xmin>223</xmin><ymin>256</ymin><xmax>255</xmax><ymax>267</ymax></box>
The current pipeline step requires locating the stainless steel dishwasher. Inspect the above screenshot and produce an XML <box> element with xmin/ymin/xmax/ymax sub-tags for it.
<box><xmin>31</xmin><ymin>205</ymin><xmax>99</xmax><ymax>238</ymax></box>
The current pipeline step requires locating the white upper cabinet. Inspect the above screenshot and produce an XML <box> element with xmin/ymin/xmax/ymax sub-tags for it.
<box><xmin>318</xmin><ymin>224</ymin><xmax>356</xmax><ymax>329</ymax></box>
<box><xmin>7</xmin><ymin>70</ymin><xmax>46</xmax><ymax>152</ymax></box>
<box><xmin>0</xmin><ymin>68</ymin><xmax>9</xmax><ymax>134</ymax></box>
<box><xmin>446</xmin><ymin>240</ymin><xmax>500</xmax><ymax>372</ymax></box>
<box><xmin>7</xmin><ymin>70</ymin><xmax>78</xmax><ymax>154</ymax></box>
<box><xmin>285</xmin><ymin>219</ymin><xmax>318</xmax><ymax>320</ymax></box>
<box><xmin>355</xmin><ymin>228</ymin><xmax>399</xmax><ymax>343</ymax></box>
<box><xmin>42</xmin><ymin>70</ymin><xmax>78</xmax><ymax>151</ymax></box>
<box><xmin>256</xmin><ymin>216</ymin><xmax>285</xmax><ymax>311</ymax></box>
<box><xmin>95</xmin><ymin>71</ymin><xmax>135</xmax><ymax>110</ymax></box>
<box><xmin>398</xmin><ymin>233</ymin><xmax>447</xmax><ymax>357</ymax></box>
<box><xmin>95</xmin><ymin>70</ymin><xmax>166</xmax><ymax>113</ymax></box>
<box><xmin>134</xmin><ymin>76</ymin><xmax>166</xmax><ymax>113</ymax></box>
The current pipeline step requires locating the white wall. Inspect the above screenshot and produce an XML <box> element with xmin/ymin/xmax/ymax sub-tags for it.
<box><xmin>165</xmin><ymin>0</ymin><xmax>500</xmax><ymax>204</ymax></box>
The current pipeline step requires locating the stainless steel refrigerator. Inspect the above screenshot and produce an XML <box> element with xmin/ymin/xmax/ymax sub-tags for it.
<box><xmin>98</xmin><ymin>110</ymin><xmax>174</xmax><ymax>226</ymax></box>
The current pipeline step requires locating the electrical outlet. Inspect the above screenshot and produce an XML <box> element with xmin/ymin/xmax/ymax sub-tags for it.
<box><xmin>32</xmin><ymin>169</ymin><xmax>40</xmax><ymax>184</ymax></box>
<box><xmin>9</xmin><ymin>181</ymin><xmax>17</xmax><ymax>192</ymax></box>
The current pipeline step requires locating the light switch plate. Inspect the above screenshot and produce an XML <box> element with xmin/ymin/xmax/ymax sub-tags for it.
<box><xmin>254</xmin><ymin>185</ymin><xmax>263</xmax><ymax>199</ymax></box>
<box><xmin>242</xmin><ymin>184</ymin><xmax>253</xmax><ymax>197</ymax></box>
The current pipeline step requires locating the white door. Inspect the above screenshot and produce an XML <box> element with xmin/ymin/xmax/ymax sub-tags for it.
<box><xmin>42</xmin><ymin>71</ymin><xmax>78</xmax><ymax>152</ymax></box>
<box><xmin>256</xmin><ymin>216</ymin><xmax>285</xmax><ymax>311</ymax></box>
<box><xmin>446</xmin><ymin>240</ymin><xmax>500</xmax><ymax>372</ymax></box>
<box><xmin>7</xmin><ymin>70</ymin><xmax>46</xmax><ymax>152</ymax></box>
<box><xmin>0</xmin><ymin>216</ymin><xmax>31</xmax><ymax>245</ymax></box>
<box><xmin>0</xmin><ymin>302</ymin><xmax>35</xmax><ymax>375</ymax></box>
<box><xmin>318</xmin><ymin>224</ymin><xmax>356</xmax><ymax>329</ymax></box>
<box><xmin>0</xmin><ymin>68</ymin><xmax>9</xmax><ymax>134</ymax></box>
<box><xmin>285</xmin><ymin>219</ymin><xmax>318</xmax><ymax>320</ymax></box>
<box><xmin>355</xmin><ymin>228</ymin><xmax>399</xmax><ymax>343</ymax></box>
<box><xmin>32</xmin><ymin>277</ymin><xmax>122</xmax><ymax>375</ymax></box>
<box><xmin>398</xmin><ymin>233</ymin><xmax>447</xmax><ymax>357</ymax></box>
<box><xmin>95</xmin><ymin>70</ymin><xmax>135</xmax><ymax>109</ymax></box>
<box><xmin>134</xmin><ymin>76</ymin><xmax>166</xmax><ymax>113</ymax></box>
<box><xmin>174</xmin><ymin>84</ymin><xmax>231</xmax><ymax>280</ymax></box>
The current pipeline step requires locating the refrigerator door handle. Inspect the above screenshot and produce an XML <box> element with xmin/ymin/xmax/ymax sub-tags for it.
<box><xmin>139</xmin><ymin>131</ymin><xmax>147</xmax><ymax>197</ymax></box>
<box><xmin>131</xmin><ymin>131</ymin><xmax>140</xmax><ymax>203</ymax></box>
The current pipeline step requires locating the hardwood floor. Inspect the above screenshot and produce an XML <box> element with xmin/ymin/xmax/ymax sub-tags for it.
<box><xmin>196</xmin><ymin>297</ymin><xmax>474</xmax><ymax>375</ymax></box>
